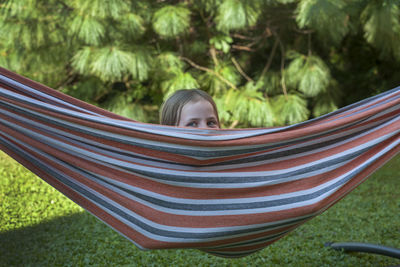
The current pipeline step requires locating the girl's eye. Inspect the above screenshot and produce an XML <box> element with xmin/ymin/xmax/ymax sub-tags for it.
<box><xmin>207</xmin><ymin>121</ymin><xmax>217</xmax><ymax>127</ymax></box>
<box><xmin>186</xmin><ymin>121</ymin><xmax>197</xmax><ymax>127</ymax></box>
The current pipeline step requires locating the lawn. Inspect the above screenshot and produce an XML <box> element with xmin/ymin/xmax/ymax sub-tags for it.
<box><xmin>0</xmin><ymin>151</ymin><xmax>399</xmax><ymax>266</ymax></box>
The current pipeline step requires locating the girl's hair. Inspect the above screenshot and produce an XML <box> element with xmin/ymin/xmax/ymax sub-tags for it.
<box><xmin>160</xmin><ymin>89</ymin><xmax>219</xmax><ymax>126</ymax></box>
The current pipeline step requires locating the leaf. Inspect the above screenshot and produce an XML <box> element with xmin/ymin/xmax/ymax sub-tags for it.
<box><xmin>296</xmin><ymin>0</ymin><xmax>349</xmax><ymax>45</ymax></box>
<box><xmin>285</xmin><ymin>54</ymin><xmax>307</xmax><ymax>89</ymax></box>
<box><xmin>313</xmin><ymin>95</ymin><xmax>338</xmax><ymax>117</ymax></box>
<box><xmin>313</xmin><ymin>82</ymin><xmax>341</xmax><ymax>117</ymax></box>
<box><xmin>199</xmin><ymin>64</ymin><xmax>240</xmax><ymax>95</ymax></box>
<box><xmin>69</xmin><ymin>15</ymin><xmax>105</xmax><ymax>45</ymax></box>
<box><xmin>196</xmin><ymin>0</ymin><xmax>220</xmax><ymax>15</ymax></box>
<box><xmin>71</xmin><ymin>46</ymin><xmax>95</xmax><ymax>75</ymax></box>
<box><xmin>216</xmin><ymin>84</ymin><xmax>275</xmax><ymax>127</ymax></box>
<box><xmin>70</xmin><ymin>0</ymin><xmax>129</xmax><ymax>19</ymax></box>
<box><xmin>298</xmin><ymin>56</ymin><xmax>331</xmax><ymax>97</ymax></box>
<box><xmin>361</xmin><ymin>0</ymin><xmax>400</xmax><ymax>60</ymax></box>
<box><xmin>155</xmin><ymin>52</ymin><xmax>184</xmax><ymax>72</ymax></box>
<box><xmin>127</xmin><ymin>48</ymin><xmax>152</xmax><ymax>81</ymax></box>
<box><xmin>121</xmin><ymin>13</ymin><xmax>146</xmax><ymax>37</ymax></box>
<box><xmin>152</xmin><ymin>5</ymin><xmax>191</xmax><ymax>38</ymax></box>
<box><xmin>2</xmin><ymin>0</ymin><xmax>38</xmax><ymax>19</ymax></box>
<box><xmin>90</xmin><ymin>47</ymin><xmax>132</xmax><ymax>81</ymax></box>
<box><xmin>0</xmin><ymin>19</ymin><xmax>48</xmax><ymax>50</ymax></box>
<box><xmin>161</xmin><ymin>71</ymin><xmax>200</xmax><ymax>99</ymax></box>
<box><xmin>273</xmin><ymin>94</ymin><xmax>310</xmax><ymax>125</ymax></box>
<box><xmin>286</xmin><ymin>54</ymin><xmax>331</xmax><ymax>97</ymax></box>
<box><xmin>74</xmin><ymin>46</ymin><xmax>152</xmax><ymax>82</ymax></box>
<box><xmin>210</xmin><ymin>35</ymin><xmax>233</xmax><ymax>54</ymax></box>
<box><xmin>259</xmin><ymin>72</ymin><xmax>282</xmax><ymax>96</ymax></box>
<box><xmin>215</xmin><ymin>0</ymin><xmax>261</xmax><ymax>32</ymax></box>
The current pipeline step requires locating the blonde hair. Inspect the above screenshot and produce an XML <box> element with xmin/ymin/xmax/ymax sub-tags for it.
<box><xmin>160</xmin><ymin>89</ymin><xmax>219</xmax><ymax>126</ymax></box>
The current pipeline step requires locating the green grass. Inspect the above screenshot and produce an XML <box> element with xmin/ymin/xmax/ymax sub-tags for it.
<box><xmin>0</xmin><ymin>151</ymin><xmax>399</xmax><ymax>267</ymax></box>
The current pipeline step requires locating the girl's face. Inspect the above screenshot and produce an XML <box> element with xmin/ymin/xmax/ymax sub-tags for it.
<box><xmin>178</xmin><ymin>99</ymin><xmax>220</xmax><ymax>128</ymax></box>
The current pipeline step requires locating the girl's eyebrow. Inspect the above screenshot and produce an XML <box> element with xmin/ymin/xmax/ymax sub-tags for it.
<box><xmin>185</xmin><ymin>116</ymin><xmax>217</xmax><ymax>121</ymax></box>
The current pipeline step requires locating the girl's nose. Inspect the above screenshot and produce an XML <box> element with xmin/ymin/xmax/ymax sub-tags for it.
<box><xmin>199</xmin><ymin>121</ymin><xmax>210</xmax><ymax>128</ymax></box>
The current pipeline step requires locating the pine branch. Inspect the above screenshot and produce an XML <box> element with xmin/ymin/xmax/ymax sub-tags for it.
<box><xmin>232</xmin><ymin>33</ymin><xmax>257</xmax><ymax>40</ymax></box>
<box><xmin>231</xmin><ymin>57</ymin><xmax>253</xmax><ymax>83</ymax></box>
<box><xmin>199</xmin><ymin>6</ymin><xmax>219</xmax><ymax>67</ymax></box>
<box><xmin>180</xmin><ymin>56</ymin><xmax>238</xmax><ymax>89</ymax></box>
<box><xmin>210</xmin><ymin>46</ymin><xmax>219</xmax><ymax>66</ymax></box>
<box><xmin>260</xmin><ymin>37</ymin><xmax>279</xmax><ymax>79</ymax></box>
<box><xmin>232</xmin><ymin>28</ymin><xmax>271</xmax><ymax>52</ymax></box>
<box><xmin>229</xmin><ymin>119</ymin><xmax>239</xmax><ymax>129</ymax></box>
<box><xmin>276</xmin><ymin>32</ymin><xmax>288</xmax><ymax>99</ymax></box>
<box><xmin>231</xmin><ymin>45</ymin><xmax>255</xmax><ymax>52</ymax></box>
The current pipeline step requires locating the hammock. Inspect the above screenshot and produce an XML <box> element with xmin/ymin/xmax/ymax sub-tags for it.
<box><xmin>0</xmin><ymin>67</ymin><xmax>399</xmax><ymax>258</ymax></box>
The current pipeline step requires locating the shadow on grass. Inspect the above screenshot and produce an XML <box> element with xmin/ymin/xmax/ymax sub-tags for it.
<box><xmin>0</xmin><ymin>211</ymin><xmax>139</xmax><ymax>266</ymax></box>
<box><xmin>0</xmin><ymin>211</ymin><xmax>214</xmax><ymax>266</ymax></box>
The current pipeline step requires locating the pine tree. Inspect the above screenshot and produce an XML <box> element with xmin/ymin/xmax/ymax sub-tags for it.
<box><xmin>1</xmin><ymin>0</ymin><xmax>399</xmax><ymax>127</ymax></box>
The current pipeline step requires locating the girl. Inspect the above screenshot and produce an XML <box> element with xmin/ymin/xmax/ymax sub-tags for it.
<box><xmin>160</xmin><ymin>89</ymin><xmax>220</xmax><ymax>129</ymax></box>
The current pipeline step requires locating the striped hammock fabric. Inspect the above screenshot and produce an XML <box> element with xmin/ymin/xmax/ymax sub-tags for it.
<box><xmin>0</xmin><ymin>67</ymin><xmax>399</xmax><ymax>257</ymax></box>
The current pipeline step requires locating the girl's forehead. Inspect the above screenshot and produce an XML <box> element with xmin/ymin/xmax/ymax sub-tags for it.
<box><xmin>184</xmin><ymin>99</ymin><xmax>213</xmax><ymax>109</ymax></box>
<box><xmin>181</xmin><ymin>99</ymin><xmax>216</xmax><ymax>114</ymax></box>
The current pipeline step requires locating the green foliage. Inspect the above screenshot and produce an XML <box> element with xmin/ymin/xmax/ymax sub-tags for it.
<box><xmin>210</xmin><ymin>35</ymin><xmax>233</xmax><ymax>54</ymax></box>
<box><xmin>152</xmin><ymin>5</ymin><xmax>191</xmax><ymax>38</ymax></box>
<box><xmin>199</xmin><ymin>63</ymin><xmax>240</xmax><ymax>95</ymax></box>
<box><xmin>72</xmin><ymin>46</ymin><xmax>152</xmax><ymax>82</ymax></box>
<box><xmin>313</xmin><ymin>93</ymin><xmax>338</xmax><ymax>117</ymax></box>
<box><xmin>1</xmin><ymin>0</ymin><xmax>400</xmax><ymax>127</ymax></box>
<box><xmin>70</xmin><ymin>0</ymin><xmax>129</xmax><ymax>19</ymax></box>
<box><xmin>155</xmin><ymin>52</ymin><xmax>184</xmax><ymax>72</ymax></box>
<box><xmin>312</xmin><ymin>82</ymin><xmax>342</xmax><ymax>117</ymax></box>
<box><xmin>161</xmin><ymin>71</ymin><xmax>200</xmax><ymax>99</ymax></box>
<box><xmin>273</xmin><ymin>94</ymin><xmax>310</xmax><ymax>125</ymax></box>
<box><xmin>121</xmin><ymin>13</ymin><xmax>146</xmax><ymax>37</ymax></box>
<box><xmin>216</xmin><ymin>82</ymin><xmax>275</xmax><ymax>127</ymax></box>
<box><xmin>286</xmin><ymin>52</ymin><xmax>331</xmax><ymax>97</ymax></box>
<box><xmin>90</xmin><ymin>47</ymin><xmax>132</xmax><ymax>81</ymax></box>
<box><xmin>361</xmin><ymin>0</ymin><xmax>400</xmax><ymax>60</ymax></box>
<box><xmin>1</xmin><ymin>151</ymin><xmax>399</xmax><ymax>266</ymax></box>
<box><xmin>297</xmin><ymin>0</ymin><xmax>349</xmax><ymax>44</ymax></box>
<box><xmin>69</xmin><ymin>15</ymin><xmax>105</xmax><ymax>45</ymax></box>
<box><xmin>127</xmin><ymin>48</ymin><xmax>153</xmax><ymax>81</ymax></box>
<box><xmin>215</xmin><ymin>0</ymin><xmax>261</xmax><ymax>32</ymax></box>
